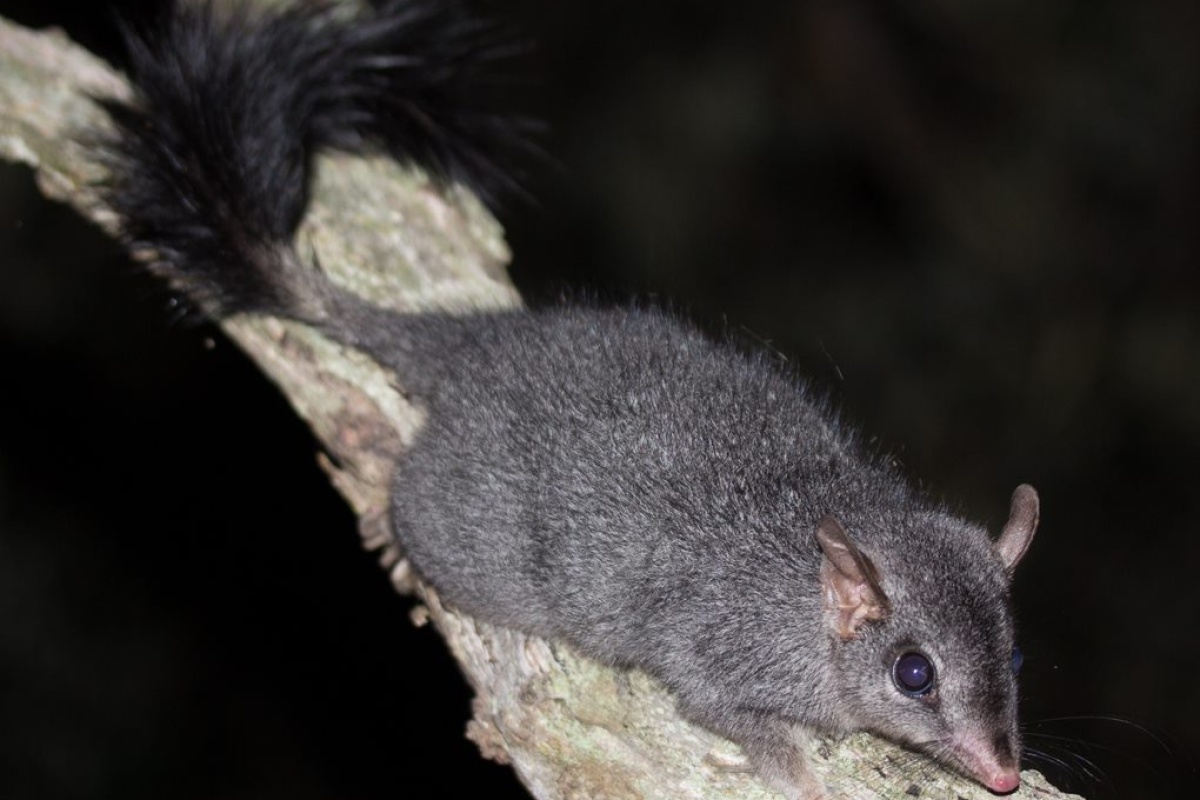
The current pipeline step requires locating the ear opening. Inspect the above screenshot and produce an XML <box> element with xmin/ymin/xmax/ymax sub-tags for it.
<box><xmin>996</xmin><ymin>484</ymin><xmax>1039</xmax><ymax>573</ymax></box>
<box><xmin>816</xmin><ymin>516</ymin><xmax>891</xmax><ymax>640</ymax></box>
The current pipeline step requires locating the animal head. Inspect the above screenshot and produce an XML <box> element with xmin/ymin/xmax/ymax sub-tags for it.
<box><xmin>818</xmin><ymin>485</ymin><xmax>1039</xmax><ymax>793</ymax></box>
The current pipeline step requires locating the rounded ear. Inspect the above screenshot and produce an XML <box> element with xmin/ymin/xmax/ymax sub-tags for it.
<box><xmin>996</xmin><ymin>484</ymin><xmax>1039</xmax><ymax>573</ymax></box>
<box><xmin>816</xmin><ymin>516</ymin><xmax>891</xmax><ymax>640</ymax></box>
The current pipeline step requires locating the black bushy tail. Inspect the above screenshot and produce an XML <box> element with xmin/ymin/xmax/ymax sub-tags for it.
<box><xmin>99</xmin><ymin>0</ymin><xmax>527</xmax><ymax>324</ymax></box>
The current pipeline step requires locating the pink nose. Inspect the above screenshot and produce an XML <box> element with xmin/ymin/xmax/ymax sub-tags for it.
<box><xmin>986</xmin><ymin>770</ymin><xmax>1020</xmax><ymax>794</ymax></box>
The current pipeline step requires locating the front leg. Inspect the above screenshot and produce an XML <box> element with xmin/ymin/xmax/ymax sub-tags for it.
<box><xmin>736</xmin><ymin>721</ymin><xmax>828</xmax><ymax>800</ymax></box>
<box><xmin>683</xmin><ymin>702</ymin><xmax>828</xmax><ymax>800</ymax></box>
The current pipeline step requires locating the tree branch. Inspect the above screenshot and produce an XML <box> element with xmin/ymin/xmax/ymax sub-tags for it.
<box><xmin>0</xmin><ymin>11</ymin><xmax>1082</xmax><ymax>800</ymax></box>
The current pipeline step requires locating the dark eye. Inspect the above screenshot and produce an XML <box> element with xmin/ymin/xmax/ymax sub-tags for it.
<box><xmin>1011</xmin><ymin>646</ymin><xmax>1024</xmax><ymax>675</ymax></box>
<box><xmin>893</xmin><ymin>651</ymin><xmax>936</xmax><ymax>696</ymax></box>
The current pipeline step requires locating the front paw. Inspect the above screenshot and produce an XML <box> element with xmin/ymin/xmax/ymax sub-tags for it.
<box><xmin>758</xmin><ymin>766</ymin><xmax>830</xmax><ymax>800</ymax></box>
<box><xmin>741</xmin><ymin>739</ymin><xmax>830</xmax><ymax>800</ymax></box>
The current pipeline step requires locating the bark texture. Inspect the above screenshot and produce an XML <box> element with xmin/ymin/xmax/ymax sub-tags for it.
<box><xmin>0</xmin><ymin>10</ymin><xmax>1083</xmax><ymax>800</ymax></box>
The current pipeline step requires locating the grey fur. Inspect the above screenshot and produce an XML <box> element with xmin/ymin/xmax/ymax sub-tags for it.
<box><xmin>98</xmin><ymin>2</ymin><xmax>1039</xmax><ymax>797</ymax></box>
<box><xmin>364</xmin><ymin>305</ymin><xmax>1035</xmax><ymax>797</ymax></box>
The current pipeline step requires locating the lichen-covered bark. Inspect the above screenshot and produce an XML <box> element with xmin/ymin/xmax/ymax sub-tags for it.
<box><xmin>0</xmin><ymin>11</ymin><xmax>1083</xmax><ymax>800</ymax></box>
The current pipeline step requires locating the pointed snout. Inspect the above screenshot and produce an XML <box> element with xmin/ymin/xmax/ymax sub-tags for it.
<box><xmin>951</xmin><ymin>730</ymin><xmax>1021</xmax><ymax>795</ymax></box>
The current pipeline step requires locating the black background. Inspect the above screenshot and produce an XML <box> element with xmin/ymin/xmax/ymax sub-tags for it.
<box><xmin>1</xmin><ymin>1</ymin><xmax>1197</xmax><ymax>799</ymax></box>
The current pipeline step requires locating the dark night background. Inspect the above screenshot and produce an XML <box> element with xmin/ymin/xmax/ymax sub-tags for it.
<box><xmin>1</xmin><ymin>1</ymin><xmax>1197</xmax><ymax>799</ymax></box>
